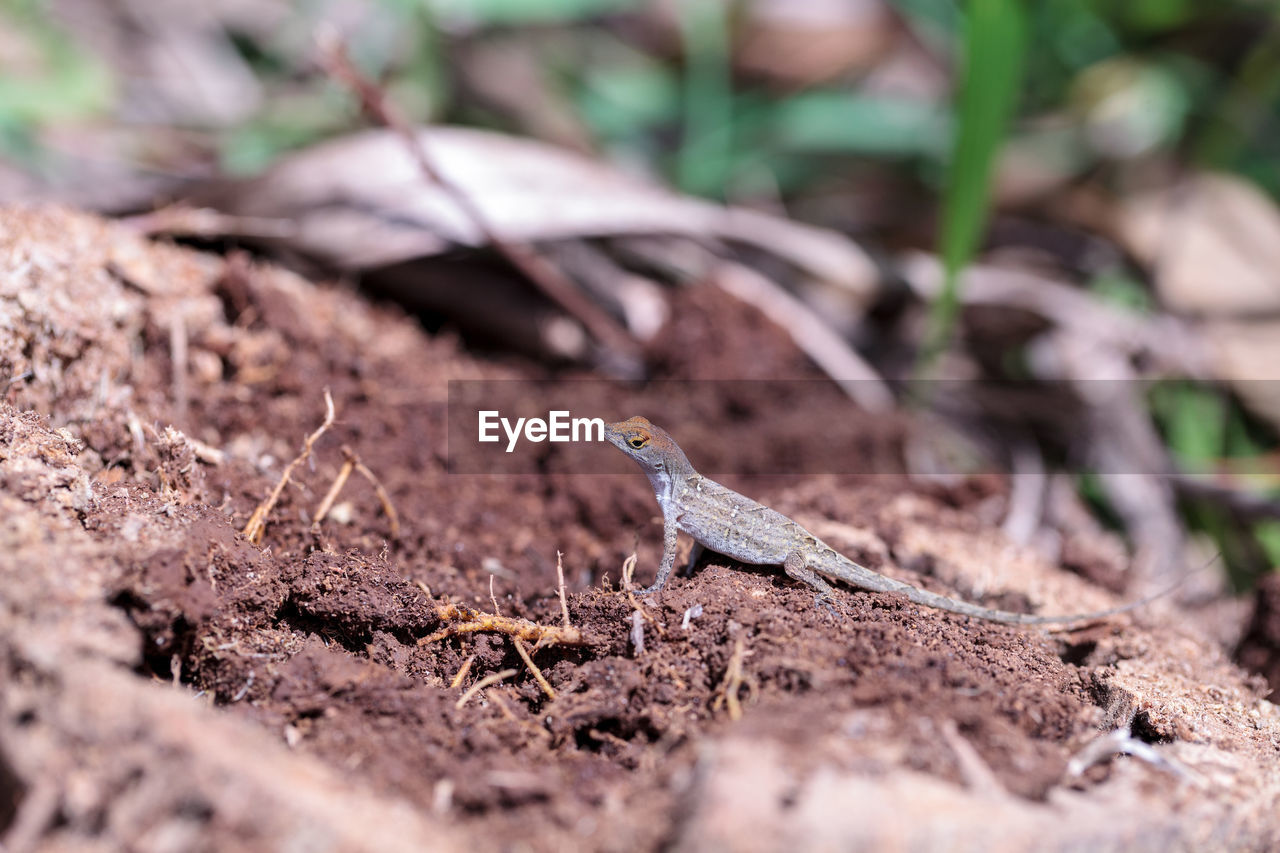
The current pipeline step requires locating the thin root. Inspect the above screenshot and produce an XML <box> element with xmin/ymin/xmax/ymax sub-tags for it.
<box><xmin>420</xmin><ymin>603</ymin><xmax>584</xmax><ymax>649</ymax></box>
<box><xmin>352</xmin><ymin>453</ymin><xmax>401</xmax><ymax>537</ymax></box>
<box><xmin>513</xmin><ymin>637</ymin><xmax>556</xmax><ymax>700</ymax></box>
<box><xmin>243</xmin><ymin>389</ymin><xmax>335</xmax><ymax>544</ymax></box>
<box><xmin>622</xmin><ymin>553</ymin><xmax>666</xmax><ymax>638</ymax></box>
<box><xmin>450</xmin><ymin>654</ymin><xmax>476</xmax><ymax>689</ymax></box>
<box><xmin>487</xmin><ymin>690</ymin><xmax>554</xmax><ymax>743</ymax></box>
<box><xmin>311</xmin><ymin>456</ymin><xmax>355</xmax><ymax>533</ymax></box>
<box><xmin>489</xmin><ymin>575</ymin><xmax>502</xmax><ymax>615</ymax></box>
<box><xmin>310</xmin><ymin>444</ymin><xmax>401</xmax><ymax>538</ymax></box>
<box><xmin>621</xmin><ymin>553</ymin><xmax>642</xmax><ymax>611</ymax></box>
<box><xmin>556</xmin><ymin>550</ymin><xmax>572</xmax><ymax>629</ymax></box>
<box><xmin>455</xmin><ymin>669</ymin><xmax>517</xmax><ymax>709</ymax></box>
<box><xmin>711</xmin><ymin>636</ymin><xmax>756</xmax><ymax>721</ymax></box>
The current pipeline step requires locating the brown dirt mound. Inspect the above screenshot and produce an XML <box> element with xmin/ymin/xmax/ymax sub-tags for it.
<box><xmin>1</xmin><ymin>206</ymin><xmax>1278</xmax><ymax>851</ymax></box>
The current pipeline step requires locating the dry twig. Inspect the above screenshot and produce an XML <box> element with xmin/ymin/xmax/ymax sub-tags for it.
<box><xmin>939</xmin><ymin>719</ymin><xmax>1009</xmax><ymax>799</ymax></box>
<box><xmin>123</xmin><ymin>205</ymin><xmax>297</xmax><ymax>240</ymax></box>
<box><xmin>243</xmin><ymin>389</ymin><xmax>335</xmax><ymax>544</ymax></box>
<box><xmin>714</xmin><ymin>262</ymin><xmax>892</xmax><ymax>413</ymax></box>
<box><xmin>486</xmin><ymin>690</ymin><xmax>554</xmax><ymax>743</ymax></box>
<box><xmin>1066</xmin><ymin>727</ymin><xmax>1203</xmax><ymax>784</ymax></box>
<box><xmin>1170</xmin><ymin>473</ymin><xmax>1280</xmax><ymax>521</ymax></box>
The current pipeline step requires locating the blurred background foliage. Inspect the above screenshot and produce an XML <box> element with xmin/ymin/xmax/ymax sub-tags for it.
<box><xmin>4</xmin><ymin>0</ymin><xmax>1277</xmax><ymax>202</ymax></box>
<box><xmin>3</xmin><ymin>0</ymin><xmax>1280</xmax><ymax>587</ymax></box>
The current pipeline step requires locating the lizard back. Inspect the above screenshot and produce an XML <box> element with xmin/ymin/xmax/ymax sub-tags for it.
<box><xmin>674</xmin><ymin>474</ymin><xmax>809</xmax><ymax>566</ymax></box>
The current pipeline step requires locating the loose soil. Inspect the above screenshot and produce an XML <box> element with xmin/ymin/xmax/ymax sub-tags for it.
<box><xmin>1</xmin><ymin>207</ymin><xmax>1278</xmax><ymax>852</ymax></box>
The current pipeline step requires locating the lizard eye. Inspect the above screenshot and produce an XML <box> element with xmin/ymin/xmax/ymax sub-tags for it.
<box><xmin>628</xmin><ymin>437</ymin><xmax>647</xmax><ymax>449</ymax></box>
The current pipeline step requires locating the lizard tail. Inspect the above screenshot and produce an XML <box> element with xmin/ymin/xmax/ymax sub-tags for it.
<box><xmin>824</xmin><ymin>555</ymin><xmax>1210</xmax><ymax>627</ymax></box>
<box><xmin>897</xmin><ymin>583</ymin><xmax>1122</xmax><ymax>626</ymax></box>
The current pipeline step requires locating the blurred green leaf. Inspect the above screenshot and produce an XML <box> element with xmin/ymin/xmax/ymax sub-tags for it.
<box><xmin>1087</xmin><ymin>269</ymin><xmax>1152</xmax><ymax>313</ymax></box>
<box><xmin>1159</xmin><ymin>384</ymin><xmax>1226</xmax><ymax>467</ymax></box>
<box><xmin>1095</xmin><ymin>0</ymin><xmax>1196</xmax><ymax>33</ymax></box>
<box><xmin>1075</xmin><ymin>471</ymin><xmax>1124</xmax><ymax>531</ymax></box>
<box><xmin>219</xmin><ymin>90</ymin><xmax>355</xmax><ymax>175</ymax></box>
<box><xmin>576</xmin><ymin>63</ymin><xmax>678</xmax><ymax>139</ymax></box>
<box><xmin>772</xmin><ymin>93</ymin><xmax>951</xmax><ymax>160</ymax></box>
<box><xmin>920</xmin><ymin>0</ymin><xmax>1028</xmax><ymax>367</ymax></box>
<box><xmin>1195</xmin><ymin>18</ymin><xmax>1280</xmax><ymax>172</ymax></box>
<box><xmin>1254</xmin><ymin>521</ymin><xmax>1280</xmax><ymax>568</ymax></box>
<box><xmin>0</xmin><ymin>7</ymin><xmax>114</xmax><ymax>131</ymax></box>
<box><xmin>1039</xmin><ymin>0</ymin><xmax>1119</xmax><ymax>73</ymax></box>
<box><xmin>1223</xmin><ymin>403</ymin><xmax>1268</xmax><ymax>463</ymax></box>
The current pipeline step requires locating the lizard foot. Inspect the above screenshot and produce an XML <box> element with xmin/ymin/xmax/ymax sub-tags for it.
<box><xmin>813</xmin><ymin>591</ymin><xmax>847</xmax><ymax>620</ymax></box>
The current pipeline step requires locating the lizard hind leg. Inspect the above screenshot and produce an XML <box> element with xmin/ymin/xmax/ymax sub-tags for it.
<box><xmin>783</xmin><ymin>552</ymin><xmax>845</xmax><ymax>617</ymax></box>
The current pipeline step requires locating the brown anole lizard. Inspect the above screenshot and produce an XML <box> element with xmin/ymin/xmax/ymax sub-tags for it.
<box><xmin>605</xmin><ymin>416</ymin><xmax>1155</xmax><ymax>625</ymax></box>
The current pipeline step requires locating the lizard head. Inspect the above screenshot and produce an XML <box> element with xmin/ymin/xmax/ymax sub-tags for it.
<box><xmin>605</xmin><ymin>416</ymin><xmax>662</xmax><ymax>457</ymax></box>
<box><xmin>604</xmin><ymin>416</ymin><xmax>694</xmax><ymax>494</ymax></box>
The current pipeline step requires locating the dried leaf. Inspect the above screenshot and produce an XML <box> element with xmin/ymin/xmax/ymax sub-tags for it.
<box><xmin>1204</xmin><ymin>320</ymin><xmax>1280</xmax><ymax>428</ymax></box>
<box><xmin>736</xmin><ymin>0</ymin><xmax>896</xmax><ymax>87</ymax></box>
<box><xmin>1115</xmin><ymin>172</ymin><xmax>1280</xmax><ymax>315</ymax></box>
<box><xmin>213</xmin><ymin>127</ymin><xmax>878</xmax><ymax>300</ymax></box>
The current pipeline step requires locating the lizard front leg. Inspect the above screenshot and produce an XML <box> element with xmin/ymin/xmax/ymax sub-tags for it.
<box><xmin>638</xmin><ymin>510</ymin><xmax>681</xmax><ymax>594</ymax></box>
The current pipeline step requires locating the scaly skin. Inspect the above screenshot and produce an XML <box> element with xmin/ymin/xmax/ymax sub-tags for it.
<box><xmin>605</xmin><ymin>416</ymin><xmax>1139</xmax><ymax>625</ymax></box>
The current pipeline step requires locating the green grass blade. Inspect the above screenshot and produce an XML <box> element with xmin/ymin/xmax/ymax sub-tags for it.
<box><xmin>677</xmin><ymin>0</ymin><xmax>732</xmax><ymax>198</ymax></box>
<box><xmin>919</xmin><ymin>0</ymin><xmax>1028</xmax><ymax>369</ymax></box>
